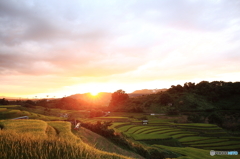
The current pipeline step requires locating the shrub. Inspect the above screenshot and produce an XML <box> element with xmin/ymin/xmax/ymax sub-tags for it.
<box><xmin>81</xmin><ymin>121</ymin><xmax>115</xmax><ymax>138</ymax></box>
<box><xmin>89</xmin><ymin>110</ymin><xmax>105</xmax><ymax>118</ymax></box>
<box><xmin>208</xmin><ymin>113</ymin><xmax>223</xmax><ymax>127</ymax></box>
<box><xmin>173</xmin><ymin>119</ymin><xmax>178</xmax><ymax>123</ymax></box>
<box><xmin>187</xmin><ymin>114</ymin><xmax>204</xmax><ymax>123</ymax></box>
<box><xmin>22</xmin><ymin>103</ymin><xmax>35</xmax><ymax>108</ymax></box>
<box><xmin>166</xmin><ymin>110</ymin><xmax>179</xmax><ymax>116</ymax></box>
<box><xmin>147</xmin><ymin>148</ymin><xmax>165</xmax><ymax>159</ymax></box>
<box><xmin>138</xmin><ymin>116</ymin><xmax>148</xmax><ymax>120</ymax></box>
<box><xmin>130</xmin><ymin>107</ymin><xmax>143</xmax><ymax>113</ymax></box>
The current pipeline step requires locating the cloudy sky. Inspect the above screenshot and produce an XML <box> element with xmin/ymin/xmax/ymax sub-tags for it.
<box><xmin>0</xmin><ymin>0</ymin><xmax>240</xmax><ymax>98</ymax></box>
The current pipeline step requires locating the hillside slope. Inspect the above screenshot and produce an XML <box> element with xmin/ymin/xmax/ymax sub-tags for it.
<box><xmin>0</xmin><ymin>120</ymin><xmax>132</xmax><ymax>159</ymax></box>
<box><xmin>74</xmin><ymin>127</ymin><xmax>144</xmax><ymax>159</ymax></box>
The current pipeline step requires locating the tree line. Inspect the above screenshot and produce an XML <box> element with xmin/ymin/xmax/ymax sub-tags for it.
<box><xmin>108</xmin><ymin>81</ymin><xmax>240</xmax><ymax>131</ymax></box>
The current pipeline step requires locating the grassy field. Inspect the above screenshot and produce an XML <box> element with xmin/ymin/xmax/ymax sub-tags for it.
<box><xmin>0</xmin><ymin>105</ymin><xmax>90</xmax><ymax>121</ymax></box>
<box><xmin>0</xmin><ymin>119</ymin><xmax>132</xmax><ymax>159</ymax></box>
<box><xmin>0</xmin><ymin>105</ymin><xmax>65</xmax><ymax>120</ymax></box>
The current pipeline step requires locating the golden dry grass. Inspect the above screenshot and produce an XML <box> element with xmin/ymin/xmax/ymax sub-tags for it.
<box><xmin>0</xmin><ymin>120</ymin><xmax>132</xmax><ymax>159</ymax></box>
<box><xmin>0</xmin><ymin>108</ymin><xmax>7</xmax><ymax>112</ymax></box>
<box><xmin>0</xmin><ymin>119</ymin><xmax>47</xmax><ymax>136</ymax></box>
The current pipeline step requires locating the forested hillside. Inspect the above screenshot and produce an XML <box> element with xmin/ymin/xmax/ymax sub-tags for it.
<box><xmin>108</xmin><ymin>81</ymin><xmax>240</xmax><ymax>131</ymax></box>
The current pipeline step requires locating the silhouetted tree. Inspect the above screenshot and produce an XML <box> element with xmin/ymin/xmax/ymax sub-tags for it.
<box><xmin>36</xmin><ymin>99</ymin><xmax>48</xmax><ymax>107</ymax></box>
<box><xmin>25</xmin><ymin>100</ymin><xmax>35</xmax><ymax>106</ymax></box>
<box><xmin>89</xmin><ymin>110</ymin><xmax>105</xmax><ymax>118</ymax></box>
<box><xmin>169</xmin><ymin>84</ymin><xmax>184</xmax><ymax>94</ymax></box>
<box><xmin>0</xmin><ymin>98</ymin><xmax>9</xmax><ymax>105</ymax></box>
<box><xmin>109</xmin><ymin>89</ymin><xmax>129</xmax><ymax>108</ymax></box>
<box><xmin>183</xmin><ymin>82</ymin><xmax>195</xmax><ymax>91</ymax></box>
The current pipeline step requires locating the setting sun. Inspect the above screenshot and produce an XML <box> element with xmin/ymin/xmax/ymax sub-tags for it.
<box><xmin>90</xmin><ymin>91</ymin><xmax>99</xmax><ymax>96</ymax></box>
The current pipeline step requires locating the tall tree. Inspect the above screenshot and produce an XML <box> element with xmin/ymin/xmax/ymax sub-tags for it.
<box><xmin>0</xmin><ymin>98</ymin><xmax>9</xmax><ymax>105</ymax></box>
<box><xmin>183</xmin><ymin>82</ymin><xmax>195</xmax><ymax>91</ymax></box>
<box><xmin>109</xmin><ymin>90</ymin><xmax>129</xmax><ymax>108</ymax></box>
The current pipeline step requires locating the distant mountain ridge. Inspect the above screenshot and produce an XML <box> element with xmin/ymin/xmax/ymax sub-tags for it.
<box><xmin>131</xmin><ymin>89</ymin><xmax>167</xmax><ymax>94</ymax></box>
<box><xmin>68</xmin><ymin>89</ymin><xmax>167</xmax><ymax>106</ymax></box>
<box><xmin>69</xmin><ymin>92</ymin><xmax>112</xmax><ymax>107</ymax></box>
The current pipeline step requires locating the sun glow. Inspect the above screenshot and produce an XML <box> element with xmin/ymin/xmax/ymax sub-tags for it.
<box><xmin>90</xmin><ymin>91</ymin><xmax>99</xmax><ymax>96</ymax></box>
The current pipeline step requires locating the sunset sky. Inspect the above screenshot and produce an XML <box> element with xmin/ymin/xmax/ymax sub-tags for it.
<box><xmin>0</xmin><ymin>0</ymin><xmax>240</xmax><ymax>98</ymax></box>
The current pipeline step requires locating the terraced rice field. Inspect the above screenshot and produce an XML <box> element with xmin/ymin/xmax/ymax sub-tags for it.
<box><xmin>191</xmin><ymin>141</ymin><xmax>240</xmax><ymax>148</ymax></box>
<box><xmin>132</xmin><ymin>126</ymin><xmax>161</xmax><ymax>134</ymax></box>
<box><xmin>203</xmin><ymin>145</ymin><xmax>240</xmax><ymax>151</ymax></box>
<box><xmin>0</xmin><ymin>108</ymin><xmax>7</xmax><ymax>112</ymax></box>
<box><xmin>95</xmin><ymin>116</ymin><xmax>130</xmax><ymax>122</ymax></box>
<box><xmin>153</xmin><ymin>145</ymin><xmax>240</xmax><ymax>159</ymax></box>
<box><xmin>112</xmin><ymin>120</ymin><xmax>240</xmax><ymax>156</ymax></box>
<box><xmin>110</xmin><ymin>122</ymin><xmax>127</xmax><ymax>127</ymax></box>
<box><xmin>171</xmin><ymin>133</ymin><xmax>197</xmax><ymax>139</ymax></box>
<box><xmin>178</xmin><ymin>136</ymin><xmax>214</xmax><ymax>143</ymax></box>
<box><xmin>183</xmin><ymin>138</ymin><xmax>229</xmax><ymax>145</ymax></box>
<box><xmin>117</xmin><ymin>125</ymin><xmax>137</xmax><ymax>132</ymax></box>
<box><xmin>131</xmin><ymin>134</ymin><xmax>172</xmax><ymax>140</ymax></box>
<box><xmin>0</xmin><ymin>107</ymin><xmax>64</xmax><ymax>120</ymax></box>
